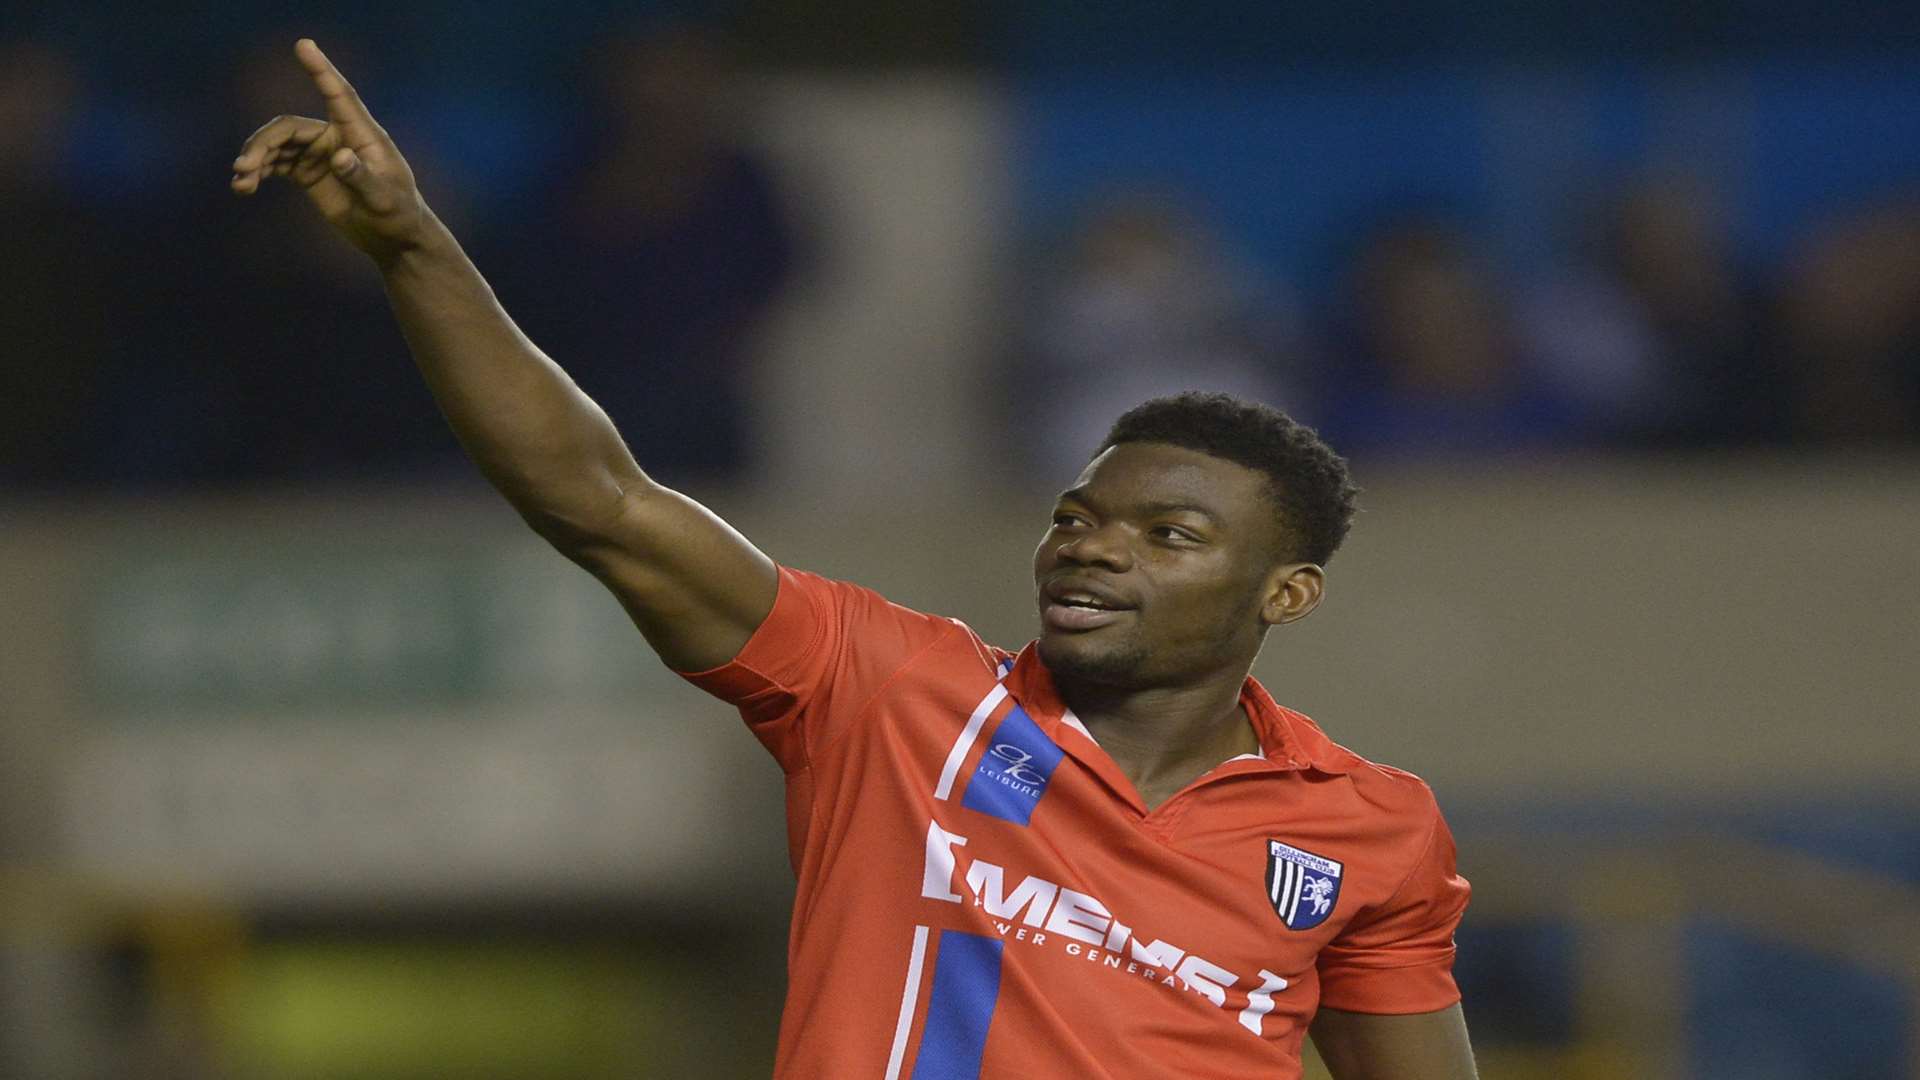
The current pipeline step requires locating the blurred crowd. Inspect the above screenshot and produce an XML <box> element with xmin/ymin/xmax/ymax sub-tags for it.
<box><xmin>4</xmin><ymin>28</ymin><xmax>1920</xmax><ymax>495</ymax></box>
<box><xmin>1022</xmin><ymin>183</ymin><xmax>1920</xmax><ymax>475</ymax></box>
<box><xmin>1</xmin><ymin>28</ymin><xmax>796</xmax><ymax>492</ymax></box>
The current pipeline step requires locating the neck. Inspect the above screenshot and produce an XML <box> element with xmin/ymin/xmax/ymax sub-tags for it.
<box><xmin>1056</xmin><ymin>664</ymin><xmax>1260</xmax><ymax>809</ymax></box>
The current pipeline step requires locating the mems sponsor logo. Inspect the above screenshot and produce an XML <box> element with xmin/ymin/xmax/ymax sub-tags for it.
<box><xmin>920</xmin><ymin>821</ymin><xmax>1293</xmax><ymax>1037</ymax></box>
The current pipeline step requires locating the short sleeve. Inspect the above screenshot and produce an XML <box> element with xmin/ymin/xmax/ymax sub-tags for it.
<box><xmin>675</xmin><ymin>566</ymin><xmax>959</xmax><ymax>774</ymax></box>
<box><xmin>1315</xmin><ymin>802</ymin><xmax>1471</xmax><ymax>1014</ymax></box>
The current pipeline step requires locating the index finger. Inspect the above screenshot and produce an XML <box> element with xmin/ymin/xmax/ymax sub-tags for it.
<box><xmin>292</xmin><ymin>38</ymin><xmax>382</xmax><ymax>149</ymax></box>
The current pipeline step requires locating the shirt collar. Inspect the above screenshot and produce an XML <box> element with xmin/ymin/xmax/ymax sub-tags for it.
<box><xmin>1004</xmin><ymin>643</ymin><xmax>1352</xmax><ymax>776</ymax></box>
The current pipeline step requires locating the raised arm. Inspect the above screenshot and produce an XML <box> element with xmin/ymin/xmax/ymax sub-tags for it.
<box><xmin>230</xmin><ymin>38</ymin><xmax>775</xmax><ymax>672</ymax></box>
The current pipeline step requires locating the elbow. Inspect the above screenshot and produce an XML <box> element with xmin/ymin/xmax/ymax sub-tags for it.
<box><xmin>519</xmin><ymin>503</ymin><xmax>599</xmax><ymax>560</ymax></box>
<box><xmin>516</xmin><ymin>475</ymin><xmax>661</xmax><ymax>570</ymax></box>
<box><xmin>519</xmin><ymin>504</ymin><xmax>620</xmax><ymax>569</ymax></box>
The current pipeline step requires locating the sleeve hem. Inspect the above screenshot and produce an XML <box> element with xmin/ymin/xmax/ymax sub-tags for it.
<box><xmin>675</xmin><ymin>565</ymin><xmax>822</xmax><ymax>696</ymax></box>
<box><xmin>1316</xmin><ymin>962</ymin><xmax>1462</xmax><ymax>1015</ymax></box>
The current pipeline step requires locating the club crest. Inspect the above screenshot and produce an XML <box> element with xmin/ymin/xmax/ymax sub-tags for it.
<box><xmin>1264</xmin><ymin>840</ymin><xmax>1343</xmax><ymax>931</ymax></box>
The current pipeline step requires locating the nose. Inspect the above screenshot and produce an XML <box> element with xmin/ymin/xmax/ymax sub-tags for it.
<box><xmin>1055</xmin><ymin>524</ymin><xmax>1133</xmax><ymax>573</ymax></box>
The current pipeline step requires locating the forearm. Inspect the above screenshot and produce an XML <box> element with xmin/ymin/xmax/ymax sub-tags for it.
<box><xmin>378</xmin><ymin>215</ymin><xmax>646</xmax><ymax>543</ymax></box>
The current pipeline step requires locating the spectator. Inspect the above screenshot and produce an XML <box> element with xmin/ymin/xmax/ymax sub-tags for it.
<box><xmin>1773</xmin><ymin>198</ymin><xmax>1920</xmax><ymax>443</ymax></box>
<box><xmin>1318</xmin><ymin>215</ymin><xmax>1579</xmax><ymax>458</ymax></box>
<box><xmin>1519</xmin><ymin>176</ymin><xmax>1778</xmax><ymax>447</ymax></box>
<box><xmin>1020</xmin><ymin>193</ymin><xmax>1312</xmax><ymax>480</ymax></box>
<box><xmin>474</xmin><ymin>23</ymin><xmax>798</xmax><ymax>483</ymax></box>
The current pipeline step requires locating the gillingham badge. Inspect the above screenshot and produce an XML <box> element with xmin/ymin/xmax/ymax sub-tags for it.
<box><xmin>1265</xmin><ymin>839</ymin><xmax>1343</xmax><ymax>931</ymax></box>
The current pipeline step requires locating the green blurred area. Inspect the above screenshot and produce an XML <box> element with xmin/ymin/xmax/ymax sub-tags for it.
<box><xmin>209</xmin><ymin>939</ymin><xmax>756</xmax><ymax>1079</ymax></box>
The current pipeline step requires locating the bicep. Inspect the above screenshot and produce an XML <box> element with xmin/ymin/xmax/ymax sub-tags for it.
<box><xmin>565</xmin><ymin>482</ymin><xmax>779</xmax><ymax>673</ymax></box>
<box><xmin>1309</xmin><ymin>1003</ymin><xmax>1477</xmax><ymax>1080</ymax></box>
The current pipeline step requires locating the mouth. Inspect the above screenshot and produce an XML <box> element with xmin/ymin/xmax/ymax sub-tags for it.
<box><xmin>1041</xmin><ymin>602</ymin><xmax>1133</xmax><ymax>631</ymax></box>
<box><xmin>1039</xmin><ymin>580</ymin><xmax>1137</xmax><ymax>632</ymax></box>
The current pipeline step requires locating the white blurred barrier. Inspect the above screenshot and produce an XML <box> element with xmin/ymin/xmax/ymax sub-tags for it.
<box><xmin>4</xmin><ymin>457</ymin><xmax>1919</xmax><ymax>902</ymax></box>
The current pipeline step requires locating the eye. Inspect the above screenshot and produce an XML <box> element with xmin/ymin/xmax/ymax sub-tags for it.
<box><xmin>1052</xmin><ymin>512</ymin><xmax>1088</xmax><ymax>529</ymax></box>
<box><xmin>1151</xmin><ymin>525</ymin><xmax>1202</xmax><ymax>544</ymax></box>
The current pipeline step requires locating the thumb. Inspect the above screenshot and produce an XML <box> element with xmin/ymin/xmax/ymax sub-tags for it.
<box><xmin>328</xmin><ymin>146</ymin><xmax>371</xmax><ymax>188</ymax></box>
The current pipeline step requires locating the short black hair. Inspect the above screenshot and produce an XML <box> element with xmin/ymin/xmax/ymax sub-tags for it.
<box><xmin>1097</xmin><ymin>392</ymin><xmax>1360</xmax><ymax>566</ymax></box>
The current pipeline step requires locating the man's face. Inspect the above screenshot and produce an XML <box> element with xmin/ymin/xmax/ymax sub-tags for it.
<box><xmin>1031</xmin><ymin>441</ymin><xmax>1303</xmax><ymax>690</ymax></box>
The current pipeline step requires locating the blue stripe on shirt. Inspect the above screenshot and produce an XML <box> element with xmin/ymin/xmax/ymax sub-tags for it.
<box><xmin>910</xmin><ymin>930</ymin><xmax>1005</xmax><ymax>1080</ymax></box>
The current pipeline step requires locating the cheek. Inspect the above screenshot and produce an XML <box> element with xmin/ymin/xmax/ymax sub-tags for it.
<box><xmin>1155</xmin><ymin>573</ymin><xmax>1264</xmax><ymax>641</ymax></box>
<box><xmin>1034</xmin><ymin>527</ymin><xmax>1069</xmax><ymax>563</ymax></box>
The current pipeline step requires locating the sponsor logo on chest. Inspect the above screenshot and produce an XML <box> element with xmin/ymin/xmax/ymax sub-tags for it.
<box><xmin>958</xmin><ymin>703</ymin><xmax>1064</xmax><ymax>827</ymax></box>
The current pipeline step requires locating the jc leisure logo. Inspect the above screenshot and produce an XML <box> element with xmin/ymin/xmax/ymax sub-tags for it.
<box><xmin>961</xmin><ymin>703</ymin><xmax>1065</xmax><ymax>827</ymax></box>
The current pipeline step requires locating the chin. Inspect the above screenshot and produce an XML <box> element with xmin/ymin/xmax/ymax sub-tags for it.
<box><xmin>1037</xmin><ymin>631</ymin><xmax>1151</xmax><ymax>689</ymax></box>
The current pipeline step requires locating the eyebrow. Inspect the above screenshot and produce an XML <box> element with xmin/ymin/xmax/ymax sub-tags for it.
<box><xmin>1055</xmin><ymin>489</ymin><xmax>1226</xmax><ymax>526</ymax></box>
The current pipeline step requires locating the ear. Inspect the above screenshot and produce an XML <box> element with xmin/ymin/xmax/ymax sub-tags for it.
<box><xmin>1261</xmin><ymin>563</ymin><xmax>1325</xmax><ymax>626</ymax></box>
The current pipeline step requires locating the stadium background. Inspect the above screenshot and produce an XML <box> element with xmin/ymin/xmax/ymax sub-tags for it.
<box><xmin>4</xmin><ymin>1</ymin><xmax>1919</xmax><ymax>1076</ymax></box>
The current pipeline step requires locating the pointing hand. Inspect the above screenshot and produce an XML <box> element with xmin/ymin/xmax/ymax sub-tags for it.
<box><xmin>230</xmin><ymin>39</ymin><xmax>430</xmax><ymax>263</ymax></box>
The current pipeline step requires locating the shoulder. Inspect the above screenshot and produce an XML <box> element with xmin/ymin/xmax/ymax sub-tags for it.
<box><xmin>778</xmin><ymin>566</ymin><xmax>1011</xmax><ymax>673</ymax></box>
<box><xmin>1345</xmin><ymin>757</ymin><xmax>1447</xmax><ymax>823</ymax></box>
<box><xmin>1283</xmin><ymin>705</ymin><xmax>1447</xmax><ymax>830</ymax></box>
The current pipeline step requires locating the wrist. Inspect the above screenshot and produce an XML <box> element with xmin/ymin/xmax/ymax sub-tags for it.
<box><xmin>373</xmin><ymin>209</ymin><xmax>456</xmax><ymax>275</ymax></box>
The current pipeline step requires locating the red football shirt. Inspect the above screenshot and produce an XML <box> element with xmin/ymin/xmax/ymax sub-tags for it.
<box><xmin>682</xmin><ymin>567</ymin><xmax>1469</xmax><ymax>1079</ymax></box>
